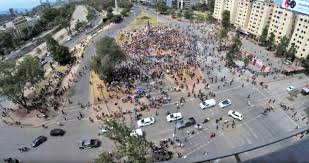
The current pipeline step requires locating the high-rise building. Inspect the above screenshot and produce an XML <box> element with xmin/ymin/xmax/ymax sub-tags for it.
<box><xmin>247</xmin><ymin>0</ymin><xmax>274</xmax><ymax>37</ymax></box>
<box><xmin>213</xmin><ymin>0</ymin><xmax>225</xmax><ymax>20</ymax></box>
<box><xmin>268</xmin><ymin>4</ymin><xmax>295</xmax><ymax>44</ymax></box>
<box><xmin>223</xmin><ymin>0</ymin><xmax>239</xmax><ymax>24</ymax></box>
<box><xmin>234</xmin><ymin>0</ymin><xmax>253</xmax><ymax>29</ymax></box>
<box><xmin>289</xmin><ymin>14</ymin><xmax>309</xmax><ymax>58</ymax></box>
<box><xmin>177</xmin><ymin>0</ymin><xmax>191</xmax><ymax>9</ymax></box>
<box><xmin>213</xmin><ymin>0</ymin><xmax>239</xmax><ymax>23</ymax></box>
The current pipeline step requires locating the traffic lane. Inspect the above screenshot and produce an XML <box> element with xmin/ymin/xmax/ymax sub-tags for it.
<box><xmin>4</xmin><ymin>120</ymin><xmax>113</xmax><ymax>163</ymax></box>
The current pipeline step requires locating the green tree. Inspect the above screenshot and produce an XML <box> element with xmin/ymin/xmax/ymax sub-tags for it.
<box><xmin>259</xmin><ymin>26</ymin><xmax>268</xmax><ymax>46</ymax></box>
<box><xmin>107</xmin><ymin>7</ymin><xmax>114</xmax><ymax>20</ymax></box>
<box><xmin>111</xmin><ymin>15</ymin><xmax>123</xmax><ymax>23</ymax></box>
<box><xmin>217</xmin><ymin>27</ymin><xmax>227</xmax><ymax>45</ymax></box>
<box><xmin>184</xmin><ymin>9</ymin><xmax>194</xmax><ymax>20</ymax></box>
<box><xmin>0</xmin><ymin>32</ymin><xmax>15</xmax><ymax>56</ymax></box>
<box><xmin>267</xmin><ymin>32</ymin><xmax>276</xmax><ymax>50</ymax></box>
<box><xmin>86</xmin><ymin>6</ymin><xmax>96</xmax><ymax>21</ymax></box>
<box><xmin>156</xmin><ymin>0</ymin><xmax>168</xmax><ymax>14</ymax></box>
<box><xmin>46</xmin><ymin>37</ymin><xmax>73</xmax><ymax>65</ymax></box>
<box><xmin>0</xmin><ymin>56</ymin><xmax>44</xmax><ymax>111</ymax></box>
<box><xmin>275</xmin><ymin>36</ymin><xmax>289</xmax><ymax>57</ymax></box>
<box><xmin>75</xmin><ymin>20</ymin><xmax>87</xmax><ymax>32</ymax></box>
<box><xmin>207</xmin><ymin>0</ymin><xmax>215</xmax><ymax>13</ymax></box>
<box><xmin>92</xmin><ymin>37</ymin><xmax>126</xmax><ymax>78</ymax></box>
<box><xmin>302</xmin><ymin>55</ymin><xmax>309</xmax><ymax>74</ymax></box>
<box><xmin>94</xmin><ymin>120</ymin><xmax>152</xmax><ymax>163</ymax></box>
<box><xmin>287</xmin><ymin>43</ymin><xmax>297</xmax><ymax>60</ymax></box>
<box><xmin>226</xmin><ymin>34</ymin><xmax>242</xmax><ymax>66</ymax></box>
<box><xmin>221</xmin><ymin>10</ymin><xmax>230</xmax><ymax>29</ymax></box>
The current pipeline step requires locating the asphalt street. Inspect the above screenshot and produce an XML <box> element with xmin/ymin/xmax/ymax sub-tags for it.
<box><xmin>0</xmin><ymin>5</ymin><xmax>309</xmax><ymax>163</ymax></box>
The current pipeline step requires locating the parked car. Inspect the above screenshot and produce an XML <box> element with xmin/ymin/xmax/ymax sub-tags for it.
<box><xmin>286</xmin><ymin>86</ymin><xmax>295</xmax><ymax>92</ymax></box>
<box><xmin>200</xmin><ymin>99</ymin><xmax>216</xmax><ymax>109</ymax></box>
<box><xmin>50</xmin><ymin>128</ymin><xmax>65</xmax><ymax>136</ymax></box>
<box><xmin>79</xmin><ymin>139</ymin><xmax>101</xmax><ymax>149</ymax></box>
<box><xmin>228</xmin><ymin>110</ymin><xmax>243</xmax><ymax>120</ymax></box>
<box><xmin>98</xmin><ymin>126</ymin><xmax>113</xmax><ymax>135</ymax></box>
<box><xmin>301</xmin><ymin>85</ymin><xmax>309</xmax><ymax>95</ymax></box>
<box><xmin>137</xmin><ymin>117</ymin><xmax>155</xmax><ymax>127</ymax></box>
<box><xmin>166</xmin><ymin>112</ymin><xmax>183</xmax><ymax>122</ymax></box>
<box><xmin>3</xmin><ymin>158</ymin><xmax>19</xmax><ymax>163</ymax></box>
<box><xmin>32</xmin><ymin>136</ymin><xmax>47</xmax><ymax>147</ymax></box>
<box><xmin>218</xmin><ymin>99</ymin><xmax>232</xmax><ymax>108</ymax></box>
<box><xmin>176</xmin><ymin>117</ymin><xmax>196</xmax><ymax>129</ymax></box>
<box><xmin>130</xmin><ymin>128</ymin><xmax>144</xmax><ymax>137</ymax></box>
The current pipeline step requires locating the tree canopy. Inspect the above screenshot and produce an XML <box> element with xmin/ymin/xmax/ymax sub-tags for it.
<box><xmin>94</xmin><ymin>120</ymin><xmax>152</xmax><ymax>163</ymax></box>
<box><xmin>221</xmin><ymin>10</ymin><xmax>230</xmax><ymax>29</ymax></box>
<box><xmin>259</xmin><ymin>26</ymin><xmax>268</xmax><ymax>46</ymax></box>
<box><xmin>46</xmin><ymin>37</ymin><xmax>73</xmax><ymax>65</ymax></box>
<box><xmin>0</xmin><ymin>56</ymin><xmax>44</xmax><ymax>110</ymax></box>
<box><xmin>91</xmin><ymin>37</ymin><xmax>126</xmax><ymax>79</ymax></box>
<box><xmin>0</xmin><ymin>32</ymin><xmax>15</xmax><ymax>56</ymax></box>
<box><xmin>267</xmin><ymin>32</ymin><xmax>276</xmax><ymax>50</ymax></box>
<box><xmin>184</xmin><ymin>9</ymin><xmax>194</xmax><ymax>20</ymax></box>
<box><xmin>275</xmin><ymin>36</ymin><xmax>289</xmax><ymax>57</ymax></box>
<box><xmin>226</xmin><ymin>34</ymin><xmax>242</xmax><ymax>66</ymax></box>
<box><xmin>156</xmin><ymin>0</ymin><xmax>168</xmax><ymax>14</ymax></box>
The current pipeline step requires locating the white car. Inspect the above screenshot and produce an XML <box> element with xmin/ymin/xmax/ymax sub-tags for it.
<box><xmin>137</xmin><ymin>117</ymin><xmax>155</xmax><ymax>127</ymax></box>
<box><xmin>200</xmin><ymin>99</ymin><xmax>216</xmax><ymax>109</ymax></box>
<box><xmin>166</xmin><ymin>112</ymin><xmax>183</xmax><ymax>122</ymax></box>
<box><xmin>228</xmin><ymin>110</ymin><xmax>243</xmax><ymax>120</ymax></box>
<box><xmin>130</xmin><ymin>128</ymin><xmax>144</xmax><ymax>137</ymax></box>
<box><xmin>286</xmin><ymin>86</ymin><xmax>295</xmax><ymax>92</ymax></box>
<box><xmin>218</xmin><ymin>99</ymin><xmax>232</xmax><ymax>108</ymax></box>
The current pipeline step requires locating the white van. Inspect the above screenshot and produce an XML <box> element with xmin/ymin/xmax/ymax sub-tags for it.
<box><xmin>200</xmin><ymin>99</ymin><xmax>216</xmax><ymax>109</ymax></box>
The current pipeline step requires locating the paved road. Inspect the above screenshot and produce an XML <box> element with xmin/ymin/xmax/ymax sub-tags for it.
<box><xmin>1</xmin><ymin>5</ymin><xmax>309</xmax><ymax>163</ymax></box>
<box><xmin>0</xmin><ymin>7</ymin><xmax>141</xmax><ymax>163</ymax></box>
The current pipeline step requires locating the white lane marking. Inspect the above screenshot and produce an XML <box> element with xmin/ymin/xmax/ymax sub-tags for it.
<box><xmin>244</xmin><ymin>122</ymin><xmax>258</xmax><ymax>139</ymax></box>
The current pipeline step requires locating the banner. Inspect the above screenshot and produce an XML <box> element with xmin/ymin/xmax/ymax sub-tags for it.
<box><xmin>275</xmin><ymin>0</ymin><xmax>309</xmax><ymax>15</ymax></box>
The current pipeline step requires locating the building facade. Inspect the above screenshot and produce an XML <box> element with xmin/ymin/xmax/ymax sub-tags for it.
<box><xmin>177</xmin><ymin>0</ymin><xmax>191</xmax><ymax>10</ymax></box>
<box><xmin>268</xmin><ymin>4</ymin><xmax>295</xmax><ymax>44</ymax></box>
<box><xmin>213</xmin><ymin>0</ymin><xmax>225</xmax><ymax>20</ymax></box>
<box><xmin>223</xmin><ymin>0</ymin><xmax>239</xmax><ymax>24</ymax></box>
<box><xmin>234</xmin><ymin>0</ymin><xmax>253</xmax><ymax>29</ymax></box>
<box><xmin>247</xmin><ymin>0</ymin><xmax>274</xmax><ymax>37</ymax></box>
<box><xmin>289</xmin><ymin>14</ymin><xmax>309</xmax><ymax>58</ymax></box>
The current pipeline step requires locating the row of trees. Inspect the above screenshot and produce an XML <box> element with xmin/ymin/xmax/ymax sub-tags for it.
<box><xmin>91</xmin><ymin>37</ymin><xmax>126</xmax><ymax>78</ymax></box>
<box><xmin>0</xmin><ymin>56</ymin><xmax>44</xmax><ymax>111</ymax></box>
<box><xmin>87</xmin><ymin>0</ymin><xmax>133</xmax><ymax>11</ymax></box>
<box><xmin>259</xmin><ymin>26</ymin><xmax>297</xmax><ymax>60</ymax></box>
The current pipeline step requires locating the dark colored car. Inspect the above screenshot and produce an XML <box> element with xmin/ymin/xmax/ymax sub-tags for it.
<box><xmin>3</xmin><ymin>158</ymin><xmax>19</xmax><ymax>163</ymax></box>
<box><xmin>79</xmin><ymin>139</ymin><xmax>101</xmax><ymax>149</ymax></box>
<box><xmin>50</xmin><ymin>129</ymin><xmax>66</xmax><ymax>136</ymax></box>
<box><xmin>176</xmin><ymin>117</ymin><xmax>196</xmax><ymax>129</ymax></box>
<box><xmin>32</xmin><ymin>136</ymin><xmax>47</xmax><ymax>147</ymax></box>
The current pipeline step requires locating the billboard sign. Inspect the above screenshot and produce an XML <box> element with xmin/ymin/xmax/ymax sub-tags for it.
<box><xmin>275</xmin><ymin>0</ymin><xmax>309</xmax><ymax>15</ymax></box>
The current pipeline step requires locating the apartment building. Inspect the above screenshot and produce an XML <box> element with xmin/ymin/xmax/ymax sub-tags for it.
<box><xmin>268</xmin><ymin>4</ymin><xmax>295</xmax><ymax>44</ymax></box>
<box><xmin>247</xmin><ymin>0</ymin><xmax>274</xmax><ymax>37</ymax></box>
<box><xmin>177</xmin><ymin>0</ymin><xmax>191</xmax><ymax>9</ymax></box>
<box><xmin>234</xmin><ymin>0</ymin><xmax>253</xmax><ymax>29</ymax></box>
<box><xmin>213</xmin><ymin>0</ymin><xmax>239</xmax><ymax>23</ymax></box>
<box><xmin>213</xmin><ymin>0</ymin><xmax>225</xmax><ymax>20</ymax></box>
<box><xmin>223</xmin><ymin>0</ymin><xmax>239</xmax><ymax>24</ymax></box>
<box><xmin>289</xmin><ymin>14</ymin><xmax>309</xmax><ymax>58</ymax></box>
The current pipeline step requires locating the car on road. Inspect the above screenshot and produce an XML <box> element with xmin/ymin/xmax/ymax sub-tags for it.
<box><xmin>32</xmin><ymin>136</ymin><xmax>47</xmax><ymax>147</ymax></box>
<box><xmin>200</xmin><ymin>99</ymin><xmax>216</xmax><ymax>109</ymax></box>
<box><xmin>79</xmin><ymin>139</ymin><xmax>101</xmax><ymax>149</ymax></box>
<box><xmin>137</xmin><ymin>117</ymin><xmax>155</xmax><ymax>127</ymax></box>
<box><xmin>3</xmin><ymin>158</ymin><xmax>19</xmax><ymax>163</ymax></box>
<box><xmin>176</xmin><ymin>117</ymin><xmax>196</xmax><ymax>129</ymax></box>
<box><xmin>50</xmin><ymin>128</ymin><xmax>66</xmax><ymax>136</ymax></box>
<box><xmin>286</xmin><ymin>86</ymin><xmax>295</xmax><ymax>92</ymax></box>
<box><xmin>228</xmin><ymin>110</ymin><xmax>243</xmax><ymax>120</ymax></box>
<box><xmin>218</xmin><ymin>99</ymin><xmax>232</xmax><ymax>108</ymax></box>
<box><xmin>166</xmin><ymin>112</ymin><xmax>183</xmax><ymax>122</ymax></box>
